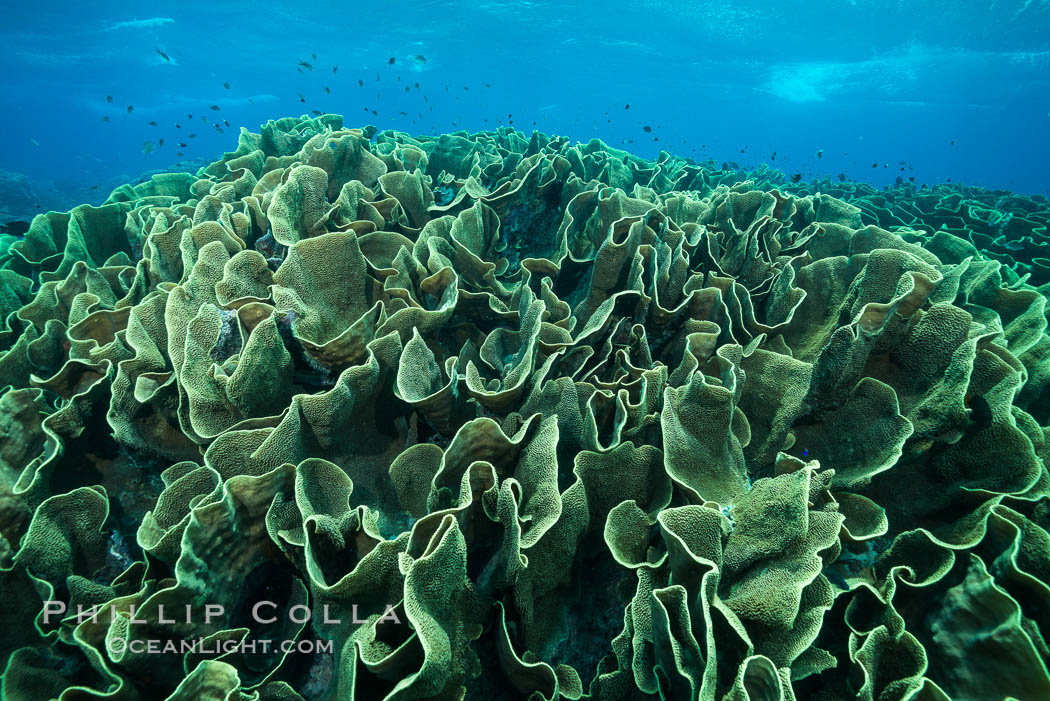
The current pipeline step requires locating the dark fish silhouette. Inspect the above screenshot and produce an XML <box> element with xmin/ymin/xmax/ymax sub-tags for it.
<box><xmin>324</xmin><ymin>86</ymin><xmax>330</xmax><ymax>94</ymax></box>
<box><xmin>484</xmin><ymin>83</ymin><xmax>491</xmax><ymax>88</ymax></box>
<box><xmin>156</xmin><ymin>48</ymin><xmax>170</xmax><ymax>62</ymax></box>
<box><xmin>210</xmin><ymin>105</ymin><xmax>220</xmax><ymax>111</ymax></box>
<box><xmin>105</xmin><ymin>95</ymin><xmax>114</xmax><ymax>103</ymax></box>
<box><xmin>127</xmin><ymin>105</ymin><xmax>134</xmax><ymax>114</ymax></box>
<box><xmin>178</xmin><ymin>142</ymin><xmax>187</xmax><ymax>147</ymax></box>
<box><xmin>311</xmin><ymin>53</ymin><xmax>317</xmax><ymax>60</ymax></box>
<box><xmin>871</xmin><ymin>162</ymin><xmax>878</xmax><ymax>168</ymax></box>
<box><xmin>158</xmin><ymin>138</ymin><xmax>164</xmax><ymax>146</ymax></box>
<box><xmin>413</xmin><ymin>54</ymin><xmax>426</xmax><ymax>64</ymax></box>
<box><xmin>223</xmin><ymin>82</ymin><xmax>231</xmax><ymax>89</ymax></box>
<box><xmin>5</xmin><ymin>221</ymin><xmax>30</xmax><ymax>236</ymax></box>
<box><xmin>838</xmin><ymin>173</ymin><xmax>846</xmax><ymax>181</ymax></box>
<box><xmin>358</xmin><ymin>79</ymin><xmax>364</xmax><ymax>87</ymax></box>
<box><xmin>297</xmin><ymin>58</ymin><xmax>313</xmax><ymax>71</ymax></box>
<box><xmin>642</xmin><ymin>125</ymin><xmax>652</xmax><ymax>133</ymax></box>
<box><xmin>791</xmin><ymin>173</ymin><xmax>802</xmax><ymax>183</ymax></box>
<box><xmin>311</xmin><ymin>109</ymin><xmax>322</xmax><ymax>115</ymax></box>
<box><xmin>1003</xmin><ymin>240</ymin><xmax>1024</xmax><ymax>252</ymax></box>
<box><xmin>101</xmin><ymin>116</ymin><xmax>110</xmax><ymax>123</ymax></box>
<box><xmin>967</xmin><ymin>394</ymin><xmax>992</xmax><ymax>428</ymax></box>
<box><xmin>333</xmin><ymin>65</ymin><xmax>338</xmax><ymax>74</ymax></box>
<box><xmin>223</xmin><ymin>119</ymin><xmax>230</xmax><ymax>126</ymax></box>
<box><xmin>189</xmin><ymin>133</ymin><xmax>196</xmax><ymax>138</ymax></box>
<box><xmin>771</xmin><ymin>151</ymin><xmax>776</xmax><ymax>160</ymax></box>
<box><xmin>188</xmin><ymin>113</ymin><xmax>193</xmax><ymax>119</ymax></box>
<box><xmin>148</xmin><ymin>120</ymin><xmax>157</xmax><ymax>126</ymax></box>
<box><xmin>816</xmin><ymin>149</ymin><xmax>823</xmax><ymax>158</ymax></box>
<box><xmin>298</xmin><ymin>93</ymin><xmax>306</xmax><ymax>102</ymax></box>
<box><xmin>175</xmin><ymin>122</ymin><xmax>181</xmax><ymax>128</ymax></box>
<box><xmin>388</xmin><ymin>56</ymin><xmax>395</xmax><ymax>64</ymax></box>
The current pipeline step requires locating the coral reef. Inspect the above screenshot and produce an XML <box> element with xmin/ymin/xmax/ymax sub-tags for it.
<box><xmin>0</xmin><ymin>114</ymin><xmax>1048</xmax><ymax>700</ymax></box>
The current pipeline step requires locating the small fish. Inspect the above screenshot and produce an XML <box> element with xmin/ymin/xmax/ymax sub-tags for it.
<box><xmin>142</xmin><ymin>140</ymin><xmax>155</xmax><ymax>154</ymax></box>
<box><xmin>642</xmin><ymin>125</ymin><xmax>652</xmax><ymax>133</ymax></box>
<box><xmin>210</xmin><ymin>104</ymin><xmax>220</xmax><ymax>111</ymax></box>
<box><xmin>388</xmin><ymin>56</ymin><xmax>395</xmax><ymax>64</ymax></box>
<box><xmin>5</xmin><ymin>221</ymin><xmax>30</xmax><ymax>236</ymax></box>
<box><xmin>871</xmin><ymin>162</ymin><xmax>878</xmax><ymax>168</ymax></box>
<box><xmin>224</xmin><ymin>119</ymin><xmax>230</xmax><ymax>127</ymax></box>
<box><xmin>188</xmin><ymin>113</ymin><xmax>193</xmax><ymax>119</ymax></box>
<box><xmin>158</xmin><ymin>138</ymin><xmax>164</xmax><ymax>146</ymax></box>
<box><xmin>950</xmin><ymin>140</ymin><xmax>955</xmax><ymax>146</ymax></box>
<box><xmin>463</xmin><ymin>85</ymin><xmax>469</xmax><ymax>90</ymax></box>
<box><xmin>824</xmin><ymin>568</ymin><xmax>850</xmax><ymax>591</ymax></box>
<box><xmin>414</xmin><ymin>82</ymin><xmax>419</xmax><ymax>89</ymax></box>
<box><xmin>178</xmin><ymin>142</ymin><xmax>187</xmax><ymax>147</ymax></box>
<box><xmin>214</xmin><ymin>125</ymin><xmax>224</xmax><ymax>133</ymax></box>
<box><xmin>399</xmin><ymin>111</ymin><xmax>408</xmax><ymax>116</ymax></box>
<box><xmin>102</xmin><ymin>116</ymin><xmax>110</xmax><ymax>123</ymax></box>
<box><xmin>175</xmin><ymin>122</ymin><xmax>181</xmax><ymax>128</ymax></box>
<box><xmin>791</xmin><ymin>173</ymin><xmax>802</xmax><ymax>183</ymax></box>
<box><xmin>177</xmin><ymin>151</ymin><xmax>184</xmax><ymax>156</ymax></box>
<box><xmin>311</xmin><ymin>53</ymin><xmax>317</xmax><ymax>60</ymax></box>
<box><xmin>297</xmin><ymin>58</ymin><xmax>313</xmax><ymax>71</ymax></box>
<box><xmin>967</xmin><ymin>394</ymin><xmax>993</xmax><ymax>428</ymax></box>
<box><xmin>625</xmin><ymin>103</ymin><xmax>630</xmax><ymax>109</ymax></box>
<box><xmin>1003</xmin><ymin>240</ymin><xmax>1024</xmax><ymax>252</ymax></box>
<box><xmin>189</xmin><ymin>133</ymin><xmax>196</xmax><ymax>138</ymax></box>
<box><xmin>297</xmin><ymin>67</ymin><xmax>303</xmax><ymax>74</ymax></box>
<box><xmin>30</xmin><ymin>138</ymin><xmax>39</xmax><ymax>146</ymax></box>
<box><xmin>324</xmin><ymin>86</ymin><xmax>330</xmax><ymax>94</ymax></box>
<box><xmin>148</xmin><ymin>120</ymin><xmax>158</xmax><ymax>126</ymax></box>
<box><xmin>223</xmin><ymin>82</ymin><xmax>231</xmax><ymax>89</ymax></box>
<box><xmin>311</xmin><ymin>109</ymin><xmax>322</xmax><ymax>115</ymax></box>
<box><xmin>127</xmin><ymin>105</ymin><xmax>134</xmax><ymax>114</ymax></box>
<box><xmin>358</xmin><ymin>79</ymin><xmax>364</xmax><ymax>87</ymax></box>
<box><xmin>90</xmin><ymin>185</ymin><xmax>99</xmax><ymax>190</ymax></box>
<box><xmin>414</xmin><ymin>54</ymin><xmax>427</xmax><ymax>65</ymax></box>
<box><xmin>298</xmin><ymin>93</ymin><xmax>306</xmax><ymax>102</ymax></box>
<box><xmin>816</xmin><ymin>149</ymin><xmax>823</xmax><ymax>158</ymax></box>
<box><xmin>838</xmin><ymin>173</ymin><xmax>846</xmax><ymax>182</ymax></box>
<box><xmin>484</xmin><ymin>83</ymin><xmax>491</xmax><ymax>88</ymax></box>
<box><xmin>371</xmin><ymin>109</ymin><xmax>378</xmax><ymax>116</ymax></box>
<box><xmin>156</xmin><ymin>48</ymin><xmax>170</xmax><ymax>62</ymax></box>
<box><xmin>333</xmin><ymin>64</ymin><xmax>338</xmax><ymax>74</ymax></box>
<box><xmin>105</xmin><ymin>95</ymin><xmax>114</xmax><ymax>103</ymax></box>
<box><xmin>770</xmin><ymin>151</ymin><xmax>776</xmax><ymax>160</ymax></box>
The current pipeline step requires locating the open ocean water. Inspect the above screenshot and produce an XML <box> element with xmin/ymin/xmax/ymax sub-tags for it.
<box><xmin>1</xmin><ymin>2</ymin><xmax>1050</xmax><ymax>700</ymax></box>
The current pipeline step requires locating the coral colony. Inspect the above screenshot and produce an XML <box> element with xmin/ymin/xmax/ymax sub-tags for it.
<box><xmin>0</xmin><ymin>114</ymin><xmax>1048</xmax><ymax>699</ymax></box>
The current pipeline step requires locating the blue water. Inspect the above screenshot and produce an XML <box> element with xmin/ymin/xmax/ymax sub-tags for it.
<box><xmin>1</xmin><ymin>0</ymin><xmax>1049</xmax><ymax>220</ymax></box>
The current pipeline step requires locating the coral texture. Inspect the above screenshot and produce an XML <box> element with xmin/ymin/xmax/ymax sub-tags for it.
<box><xmin>1</xmin><ymin>114</ymin><xmax>1048</xmax><ymax>700</ymax></box>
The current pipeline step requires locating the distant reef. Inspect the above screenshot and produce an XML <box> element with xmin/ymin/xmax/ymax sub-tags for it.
<box><xmin>0</xmin><ymin>114</ymin><xmax>1048</xmax><ymax>700</ymax></box>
